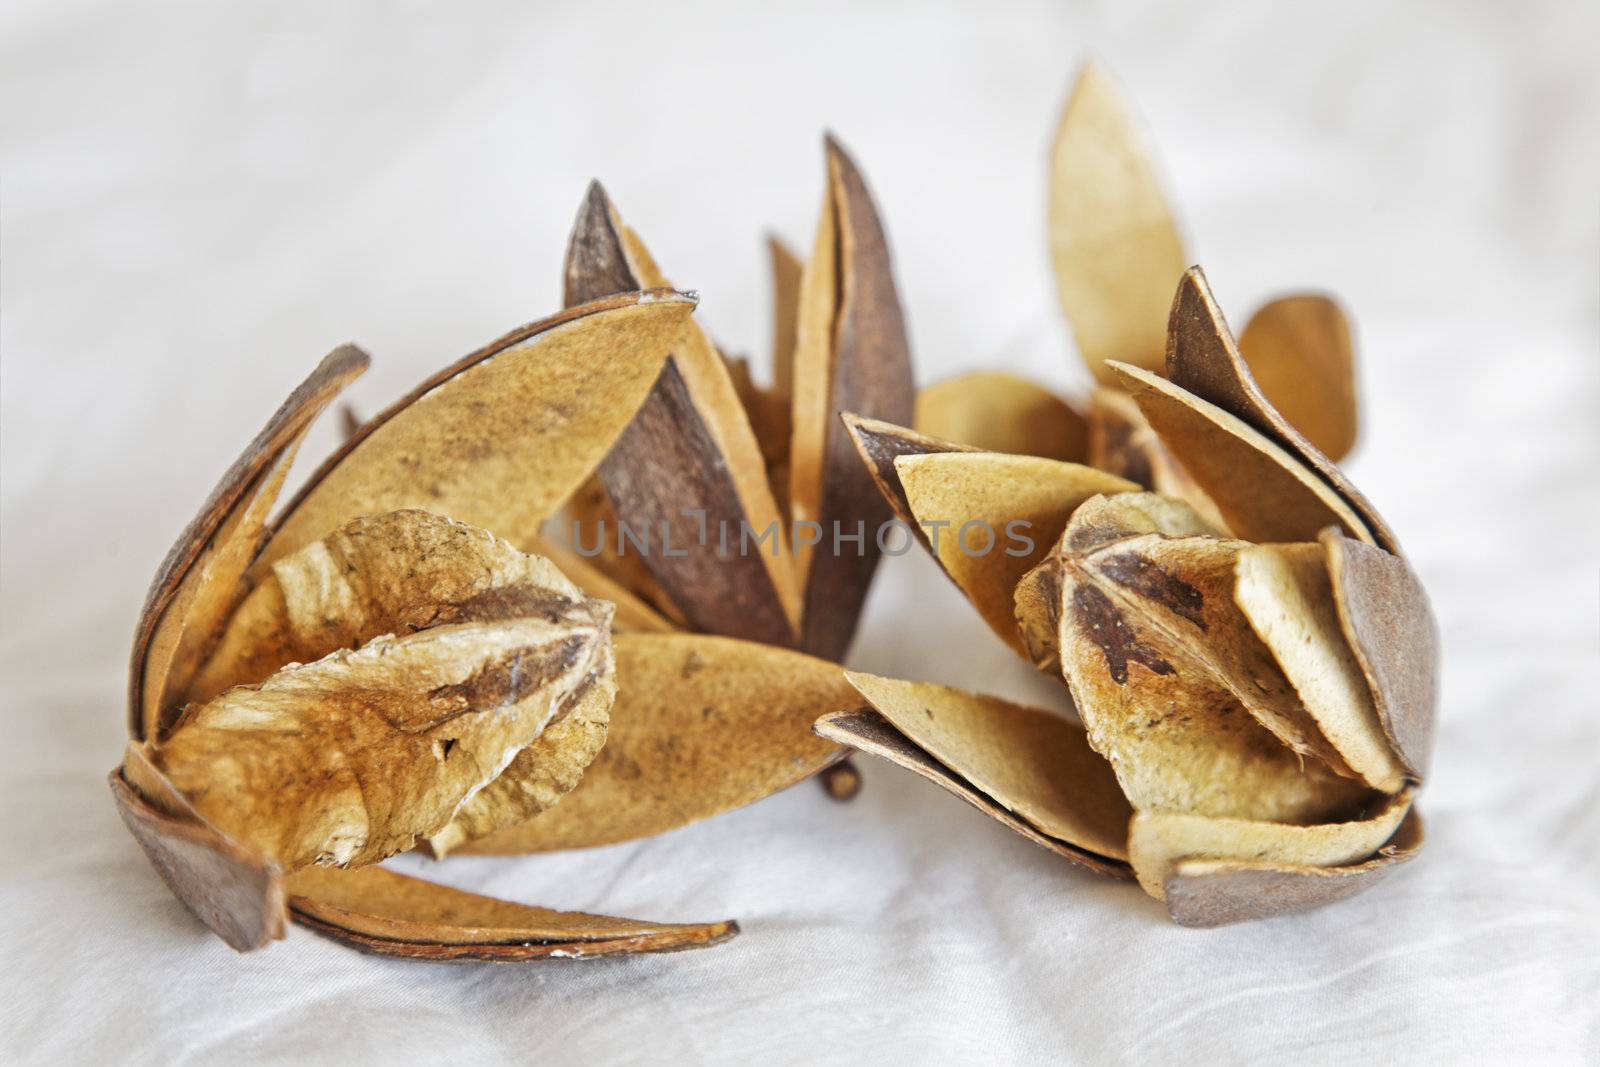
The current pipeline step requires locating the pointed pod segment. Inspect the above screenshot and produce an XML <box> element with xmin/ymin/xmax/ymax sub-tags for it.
<box><xmin>789</xmin><ymin>137</ymin><xmax>917</xmax><ymax>660</ymax></box>
<box><xmin>130</xmin><ymin>345</ymin><xmax>370</xmax><ymax>741</ymax></box>
<box><xmin>1050</xmin><ymin>61</ymin><xmax>1187</xmax><ymax>383</ymax></box>
<box><xmin>563</xmin><ymin>183</ymin><xmax>801</xmax><ymax>648</ymax></box>
<box><xmin>286</xmin><ymin>866</ymin><xmax>738</xmax><ymax>960</ymax></box>
<box><xmin>262</xmin><ymin>289</ymin><xmax>697</xmax><ymax>570</ymax></box>
<box><xmin>1165</xmin><ymin>268</ymin><xmax>1396</xmax><ymax>550</ymax></box>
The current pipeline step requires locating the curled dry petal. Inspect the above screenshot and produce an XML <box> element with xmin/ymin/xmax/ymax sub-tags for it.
<box><xmin>1163</xmin><ymin>268</ymin><xmax>1397</xmax><ymax>550</ymax></box>
<box><xmin>1235</xmin><ymin>542</ymin><xmax>1408</xmax><ymax>792</ymax></box>
<box><xmin>1127</xmin><ymin>788</ymin><xmax>1414</xmax><ymax>899</ymax></box>
<box><xmin>892</xmin><ymin>451</ymin><xmax>1136</xmax><ymax>654</ymax></box>
<box><xmin>915</xmin><ymin>372</ymin><xmax>1089</xmax><ymax>462</ymax></box>
<box><xmin>285</xmin><ymin>866</ymin><xmax>737</xmax><ymax>960</ymax></box>
<box><xmin>1321</xmin><ymin>528</ymin><xmax>1439</xmax><ymax>779</ymax></box>
<box><xmin>259</xmin><ymin>290</ymin><xmax>697</xmax><ymax>571</ymax></box>
<box><xmin>1238</xmin><ymin>293</ymin><xmax>1359</xmax><ymax>463</ymax></box>
<box><xmin>461</xmin><ymin>633</ymin><xmax>855</xmax><ymax>854</ymax></box>
<box><xmin>1050</xmin><ymin>61</ymin><xmax>1187</xmax><ymax>383</ymax></box>
<box><xmin>1108</xmin><ymin>360</ymin><xmax>1375</xmax><ymax>546</ymax></box>
<box><xmin>1163</xmin><ymin>808</ymin><xmax>1424</xmax><ymax>927</ymax></box>
<box><xmin>130</xmin><ymin>345</ymin><xmax>370</xmax><ymax>740</ymax></box>
<box><xmin>840</xmin><ymin>673</ymin><xmax>1131</xmax><ymax>867</ymax></box>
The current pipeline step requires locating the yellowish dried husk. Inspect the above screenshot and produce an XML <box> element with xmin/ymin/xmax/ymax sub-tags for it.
<box><xmin>1050</xmin><ymin>61</ymin><xmax>1187</xmax><ymax>384</ymax></box>
<box><xmin>844</xmin><ymin>672</ymin><xmax>1130</xmax><ymax>861</ymax></box>
<box><xmin>1235</xmin><ymin>542</ymin><xmax>1407</xmax><ymax>792</ymax></box>
<box><xmin>1128</xmin><ymin>789</ymin><xmax>1413</xmax><ymax>899</ymax></box>
<box><xmin>915</xmin><ymin>372</ymin><xmax>1088</xmax><ymax>462</ymax></box>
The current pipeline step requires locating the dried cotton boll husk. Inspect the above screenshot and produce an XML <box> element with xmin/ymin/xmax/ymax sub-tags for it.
<box><xmin>914</xmin><ymin>371</ymin><xmax>1089</xmax><ymax>462</ymax></box>
<box><xmin>115</xmin><ymin>292</ymin><xmax>756</xmax><ymax>958</ymax></box>
<box><xmin>1234</xmin><ymin>543</ymin><xmax>1408</xmax><ymax>793</ymax></box>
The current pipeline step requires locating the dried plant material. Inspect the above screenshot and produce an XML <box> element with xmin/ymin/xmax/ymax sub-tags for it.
<box><xmin>1322</xmin><ymin>529</ymin><xmax>1439</xmax><ymax>779</ymax></box>
<box><xmin>564</xmin><ymin>183</ymin><xmax>801</xmax><ymax>647</ymax></box>
<box><xmin>721</xmin><ymin>350</ymin><xmax>792</xmax><ymax>502</ymax></box>
<box><xmin>1164</xmin><ymin>268</ymin><xmax>1397</xmax><ymax>551</ymax></box>
<box><xmin>841</xmin><ymin>414</ymin><xmax>974</xmax><ymax>550</ymax></box>
<box><xmin>131</xmin><ymin>346</ymin><xmax>370</xmax><ymax>741</ymax></box>
<box><xmin>1164</xmin><ymin>808</ymin><xmax>1424</xmax><ymax>927</ymax></box>
<box><xmin>1013</xmin><ymin>490</ymin><xmax>1214</xmax><ymax>673</ymax></box>
<box><xmin>528</xmin><ymin>537</ymin><xmax>678</xmax><ymax>634</ymax></box>
<box><xmin>285</xmin><ymin>866</ymin><xmax>738</xmax><ymax>960</ymax></box>
<box><xmin>1086</xmin><ymin>389</ymin><xmax>1229</xmax><ymax>533</ymax></box>
<box><xmin>464</xmin><ymin>634</ymin><xmax>854</xmax><ymax>853</ymax></box>
<box><xmin>1239</xmin><ymin>294</ymin><xmax>1358</xmax><ymax>463</ymax></box>
<box><xmin>815</xmin><ymin>709</ymin><xmax>1129</xmax><ymax>877</ymax></box>
<box><xmin>152</xmin><ymin>609</ymin><xmax>609</xmax><ymax>870</ymax></box>
<box><xmin>789</xmin><ymin>137</ymin><xmax>916</xmax><ymax>660</ymax></box>
<box><xmin>338</xmin><ymin>402</ymin><xmax>363</xmax><ymax>442</ymax></box>
<box><xmin>110</xmin><ymin>758</ymin><xmax>286</xmax><ymax>951</ymax></box>
<box><xmin>915</xmin><ymin>372</ymin><xmax>1088</xmax><ymax>462</ymax></box>
<box><xmin>1109</xmin><ymin>361</ymin><xmax>1375</xmax><ymax>546</ymax></box>
<box><xmin>844</xmin><ymin>672</ymin><xmax>1131</xmax><ymax>862</ymax></box>
<box><xmin>1235</xmin><ymin>543</ymin><xmax>1408</xmax><ymax>793</ymax></box>
<box><xmin>1127</xmin><ymin>788</ymin><xmax>1413</xmax><ymax>899</ymax></box>
<box><xmin>818</xmin><ymin>759</ymin><xmax>863</xmax><ymax>801</ymax></box>
<box><xmin>894</xmin><ymin>451</ymin><xmax>1135</xmax><ymax>652</ymax></box>
<box><xmin>768</xmin><ymin>235</ymin><xmax>804</xmax><ymax>401</ymax></box>
<box><xmin>188</xmin><ymin>510</ymin><xmax>598</xmax><ymax>701</ymax></box>
<box><xmin>558</xmin><ymin>477</ymin><xmax>690</xmax><ymax>627</ymax></box>
<box><xmin>260</xmin><ymin>290</ymin><xmax>696</xmax><ymax>571</ymax></box>
<box><xmin>1080</xmin><ymin>532</ymin><xmax>1353</xmax><ymax>775</ymax></box>
<box><xmin>1048</xmin><ymin>501</ymin><xmax>1372</xmax><ymax>824</ymax></box>
<box><xmin>1050</xmin><ymin>61</ymin><xmax>1187</xmax><ymax>384</ymax></box>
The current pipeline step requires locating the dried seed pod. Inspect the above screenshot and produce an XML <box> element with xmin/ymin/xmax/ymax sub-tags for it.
<box><xmin>116</xmin><ymin>292</ymin><xmax>743</xmax><ymax>958</ymax></box>
<box><xmin>815</xmin><ymin>65</ymin><xmax>1434</xmax><ymax>927</ymax></box>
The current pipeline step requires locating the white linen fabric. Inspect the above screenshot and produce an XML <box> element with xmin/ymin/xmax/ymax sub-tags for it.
<box><xmin>2</xmin><ymin>1</ymin><xmax>1596</xmax><ymax>1063</ymax></box>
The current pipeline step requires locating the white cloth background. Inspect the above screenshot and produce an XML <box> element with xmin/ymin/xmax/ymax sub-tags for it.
<box><xmin>2</xmin><ymin>1</ymin><xmax>1596</xmax><ymax>1063</ymax></box>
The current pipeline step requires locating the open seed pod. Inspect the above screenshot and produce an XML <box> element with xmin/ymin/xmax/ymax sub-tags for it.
<box><xmin>821</xmin><ymin>271</ymin><xmax>1438</xmax><ymax>926</ymax></box>
<box><xmin>917</xmin><ymin>61</ymin><xmax>1362</xmax><ymax>515</ymax></box>
<box><xmin>514</xmin><ymin>134</ymin><xmax>912</xmax><ymax>821</ymax></box>
<box><xmin>116</xmin><ymin>291</ymin><xmax>805</xmax><ymax>958</ymax></box>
